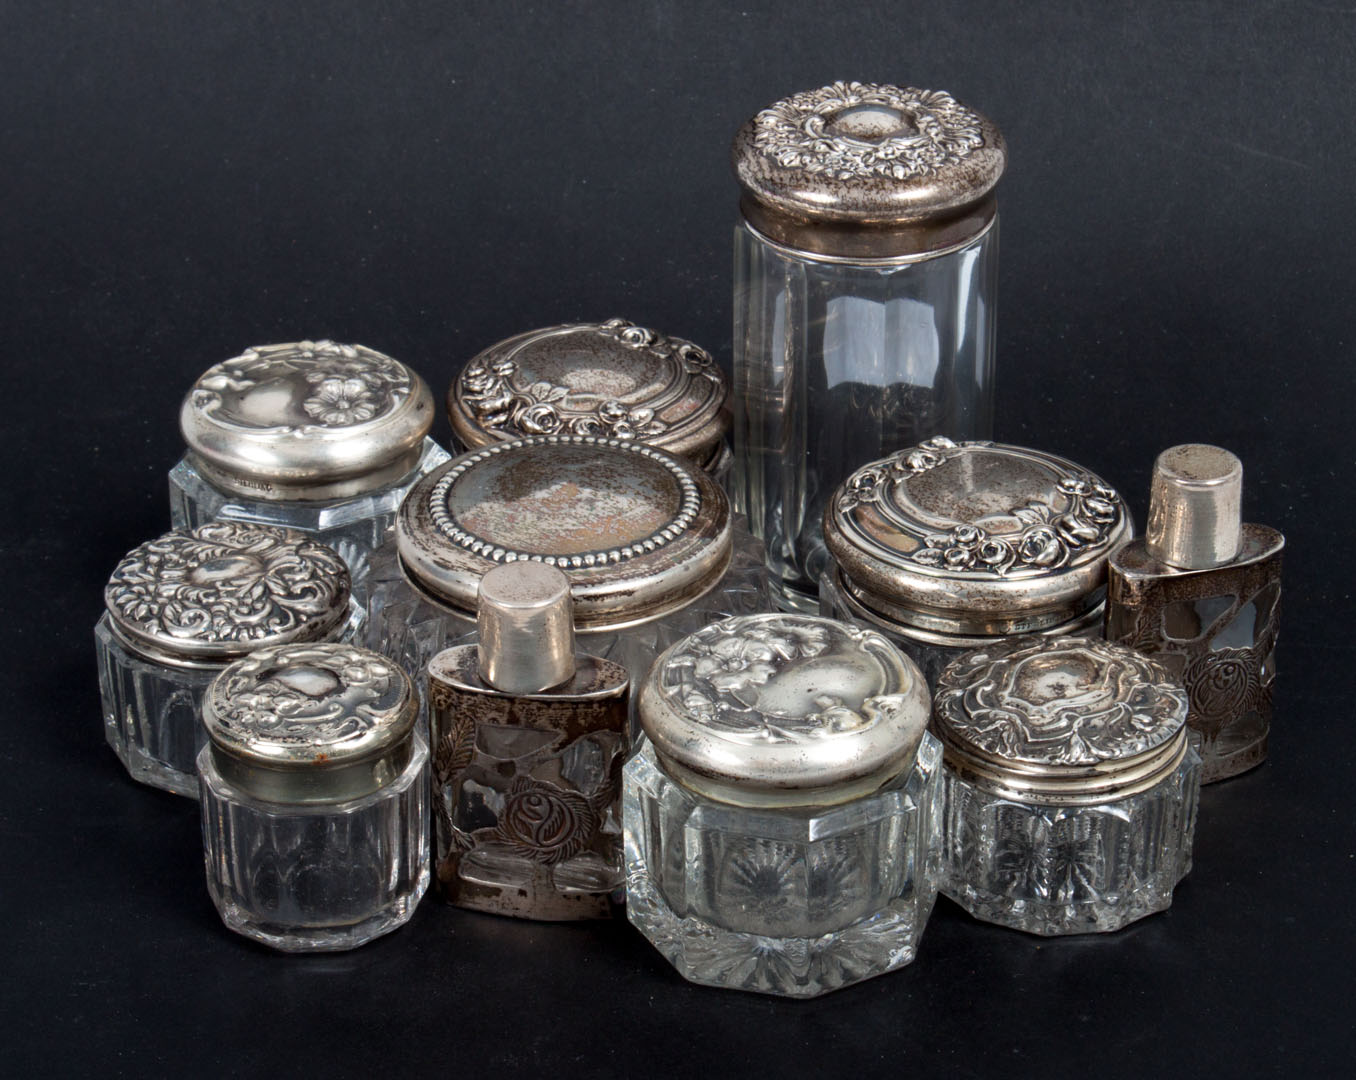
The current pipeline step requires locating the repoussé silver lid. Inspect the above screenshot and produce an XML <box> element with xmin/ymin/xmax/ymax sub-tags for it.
<box><xmin>932</xmin><ymin>637</ymin><xmax>1190</xmax><ymax>805</ymax></box>
<box><xmin>103</xmin><ymin>521</ymin><xmax>351</xmax><ymax>667</ymax></box>
<box><xmin>824</xmin><ymin>438</ymin><xmax>1132</xmax><ymax>641</ymax></box>
<box><xmin>638</xmin><ymin>614</ymin><xmax>931</xmax><ymax>808</ymax></box>
<box><xmin>203</xmin><ymin>642</ymin><xmax>417</xmax><ymax>803</ymax></box>
<box><xmin>448</xmin><ymin>318</ymin><xmax>731</xmax><ymax>471</ymax></box>
<box><xmin>181</xmin><ymin>340</ymin><xmax>435</xmax><ymax>501</ymax></box>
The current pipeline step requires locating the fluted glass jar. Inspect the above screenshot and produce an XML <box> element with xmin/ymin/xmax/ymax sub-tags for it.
<box><xmin>732</xmin><ymin>82</ymin><xmax>1006</xmax><ymax>611</ymax></box>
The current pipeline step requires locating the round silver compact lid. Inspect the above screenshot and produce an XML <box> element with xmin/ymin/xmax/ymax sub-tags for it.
<box><xmin>733</xmin><ymin>81</ymin><xmax>1006</xmax><ymax>259</ymax></box>
<box><xmin>203</xmin><ymin>643</ymin><xmax>417</xmax><ymax>803</ymax></box>
<box><xmin>824</xmin><ymin>438</ymin><xmax>1132</xmax><ymax>640</ymax></box>
<box><xmin>933</xmin><ymin>637</ymin><xmax>1190</xmax><ymax>805</ymax></box>
<box><xmin>638</xmin><ymin>614</ymin><xmax>930</xmax><ymax>808</ymax></box>
<box><xmin>448</xmin><ymin>318</ymin><xmax>730</xmax><ymax>470</ymax></box>
<box><xmin>104</xmin><ymin>521</ymin><xmax>351</xmax><ymax>667</ymax></box>
<box><xmin>397</xmin><ymin>435</ymin><xmax>732</xmax><ymax>631</ymax></box>
<box><xmin>181</xmin><ymin>340</ymin><xmax>435</xmax><ymax>501</ymax></box>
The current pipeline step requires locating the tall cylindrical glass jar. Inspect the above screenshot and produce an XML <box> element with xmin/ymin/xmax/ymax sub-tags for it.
<box><xmin>732</xmin><ymin>81</ymin><xmax>1006</xmax><ymax>611</ymax></box>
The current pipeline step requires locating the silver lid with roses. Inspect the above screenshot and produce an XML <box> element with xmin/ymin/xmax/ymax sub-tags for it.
<box><xmin>823</xmin><ymin>439</ymin><xmax>1132</xmax><ymax>639</ymax></box>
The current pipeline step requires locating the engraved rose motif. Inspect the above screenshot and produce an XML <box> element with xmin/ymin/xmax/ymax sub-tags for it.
<box><xmin>1181</xmin><ymin>648</ymin><xmax>1262</xmax><ymax>744</ymax></box>
<box><xmin>492</xmin><ymin>776</ymin><xmax>596</xmax><ymax>865</ymax></box>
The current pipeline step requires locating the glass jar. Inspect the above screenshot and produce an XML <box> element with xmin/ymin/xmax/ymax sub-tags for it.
<box><xmin>932</xmin><ymin>637</ymin><xmax>1201</xmax><ymax>936</ymax></box>
<box><xmin>170</xmin><ymin>340</ymin><xmax>450</xmax><ymax>591</ymax></box>
<box><xmin>446</xmin><ymin>317</ymin><xmax>733</xmax><ymax>483</ymax></box>
<box><xmin>95</xmin><ymin>522</ymin><xmax>354</xmax><ymax>798</ymax></box>
<box><xmin>198</xmin><ymin>642</ymin><xmax>428</xmax><ymax>951</ymax></box>
<box><xmin>624</xmin><ymin>613</ymin><xmax>940</xmax><ymax>998</ymax></box>
<box><xmin>731</xmin><ymin>81</ymin><xmax>1006</xmax><ymax>611</ymax></box>
<box><xmin>820</xmin><ymin>438</ymin><xmax>1131</xmax><ymax>687</ymax></box>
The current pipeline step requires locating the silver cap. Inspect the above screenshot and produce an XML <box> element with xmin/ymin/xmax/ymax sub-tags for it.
<box><xmin>181</xmin><ymin>340</ymin><xmax>435</xmax><ymax>501</ymax></box>
<box><xmin>104</xmin><ymin>522</ymin><xmax>351</xmax><ymax>667</ymax></box>
<box><xmin>1145</xmin><ymin>444</ymin><xmax>1243</xmax><ymax>570</ymax></box>
<box><xmin>477</xmin><ymin>562</ymin><xmax>576</xmax><ymax>694</ymax></box>
<box><xmin>824</xmin><ymin>438</ymin><xmax>1132</xmax><ymax>639</ymax></box>
<box><xmin>933</xmin><ymin>637</ymin><xmax>1190</xmax><ymax>805</ymax></box>
<box><xmin>396</xmin><ymin>435</ymin><xmax>732</xmax><ymax>631</ymax></box>
<box><xmin>638</xmin><ymin>614</ymin><xmax>931</xmax><ymax>808</ymax></box>
<box><xmin>203</xmin><ymin>643</ymin><xmax>417</xmax><ymax>804</ymax></box>
<box><xmin>448</xmin><ymin>318</ymin><xmax>730</xmax><ymax>470</ymax></box>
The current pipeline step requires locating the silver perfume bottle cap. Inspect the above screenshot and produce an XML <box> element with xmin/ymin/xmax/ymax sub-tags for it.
<box><xmin>1145</xmin><ymin>444</ymin><xmax>1244</xmax><ymax>570</ymax></box>
<box><xmin>933</xmin><ymin>637</ymin><xmax>1190</xmax><ymax>805</ymax></box>
<box><xmin>824</xmin><ymin>438</ymin><xmax>1132</xmax><ymax>640</ymax></box>
<box><xmin>638</xmin><ymin>614</ymin><xmax>931</xmax><ymax>808</ymax></box>
<box><xmin>103</xmin><ymin>522</ymin><xmax>351</xmax><ymax>667</ymax></box>
<box><xmin>477</xmin><ymin>562</ymin><xmax>576</xmax><ymax>694</ymax></box>
<box><xmin>181</xmin><ymin>340</ymin><xmax>435</xmax><ymax>501</ymax></box>
<box><xmin>448</xmin><ymin>319</ymin><xmax>731</xmax><ymax>471</ymax></box>
<box><xmin>203</xmin><ymin>643</ymin><xmax>417</xmax><ymax>804</ymax></box>
<box><xmin>396</xmin><ymin>435</ymin><xmax>732</xmax><ymax>631</ymax></box>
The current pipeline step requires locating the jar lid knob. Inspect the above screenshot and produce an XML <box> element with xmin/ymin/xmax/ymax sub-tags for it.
<box><xmin>477</xmin><ymin>562</ymin><xmax>576</xmax><ymax>694</ymax></box>
<box><xmin>1146</xmin><ymin>444</ymin><xmax>1243</xmax><ymax>569</ymax></box>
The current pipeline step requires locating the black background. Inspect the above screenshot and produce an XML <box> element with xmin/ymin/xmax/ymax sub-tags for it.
<box><xmin>3</xmin><ymin>2</ymin><xmax>1352</xmax><ymax>1076</ymax></box>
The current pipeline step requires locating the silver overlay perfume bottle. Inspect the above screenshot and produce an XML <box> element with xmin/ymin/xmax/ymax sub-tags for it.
<box><xmin>170</xmin><ymin>340</ymin><xmax>450</xmax><ymax>589</ymax></box>
<box><xmin>624</xmin><ymin>613</ymin><xmax>941</xmax><ymax>998</ymax></box>
<box><xmin>1106</xmin><ymin>444</ymin><xmax>1284</xmax><ymax>782</ymax></box>
<box><xmin>198</xmin><ymin>642</ymin><xmax>429</xmax><ymax>952</ymax></box>
<box><xmin>820</xmin><ymin>438</ymin><xmax>1131</xmax><ymax>685</ymax></box>
<box><xmin>427</xmin><ymin>563</ymin><xmax>630</xmax><ymax>920</ymax></box>
<box><xmin>933</xmin><ymin>637</ymin><xmax>1200</xmax><ymax>936</ymax></box>
<box><xmin>95</xmin><ymin>522</ymin><xmax>353</xmax><ymax>798</ymax></box>
<box><xmin>732</xmin><ymin>81</ymin><xmax>1006</xmax><ymax>610</ymax></box>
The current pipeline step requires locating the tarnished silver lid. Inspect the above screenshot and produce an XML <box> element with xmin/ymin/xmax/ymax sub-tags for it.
<box><xmin>397</xmin><ymin>435</ymin><xmax>732</xmax><ymax>631</ymax></box>
<box><xmin>638</xmin><ymin>614</ymin><xmax>930</xmax><ymax>808</ymax></box>
<box><xmin>824</xmin><ymin>438</ymin><xmax>1132</xmax><ymax>640</ymax></box>
<box><xmin>734</xmin><ymin>81</ymin><xmax>1006</xmax><ymax>259</ymax></box>
<box><xmin>1146</xmin><ymin>444</ymin><xmax>1244</xmax><ymax>570</ymax></box>
<box><xmin>104</xmin><ymin>522</ymin><xmax>351</xmax><ymax>667</ymax></box>
<box><xmin>203</xmin><ymin>643</ymin><xmax>417</xmax><ymax>803</ymax></box>
<box><xmin>933</xmin><ymin>637</ymin><xmax>1190</xmax><ymax>805</ymax></box>
<box><xmin>448</xmin><ymin>318</ymin><xmax>730</xmax><ymax>471</ymax></box>
<box><xmin>181</xmin><ymin>340</ymin><xmax>435</xmax><ymax>501</ymax></box>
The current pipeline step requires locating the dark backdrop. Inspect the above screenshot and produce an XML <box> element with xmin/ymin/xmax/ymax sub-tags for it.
<box><xmin>2</xmin><ymin>2</ymin><xmax>1351</xmax><ymax>1076</ymax></box>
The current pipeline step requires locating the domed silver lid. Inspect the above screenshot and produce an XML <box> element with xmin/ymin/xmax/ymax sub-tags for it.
<box><xmin>933</xmin><ymin>637</ymin><xmax>1190</xmax><ymax>804</ymax></box>
<box><xmin>824</xmin><ymin>438</ymin><xmax>1132</xmax><ymax>640</ymax></box>
<box><xmin>448</xmin><ymin>318</ymin><xmax>730</xmax><ymax>470</ymax></box>
<box><xmin>103</xmin><ymin>522</ymin><xmax>351</xmax><ymax>667</ymax></box>
<box><xmin>180</xmin><ymin>340</ymin><xmax>435</xmax><ymax>501</ymax></box>
<box><xmin>203</xmin><ymin>643</ymin><xmax>416</xmax><ymax>803</ymax></box>
<box><xmin>733</xmin><ymin>81</ymin><xmax>1006</xmax><ymax>258</ymax></box>
<box><xmin>638</xmin><ymin>614</ymin><xmax>930</xmax><ymax>808</ymax></box>
<box><xmin>396</xmin><ymin>435</ymin><xmax>732</xmax><ymax>631</ymax></box>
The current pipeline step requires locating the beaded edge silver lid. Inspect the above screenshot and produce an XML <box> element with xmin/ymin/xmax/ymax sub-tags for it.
<box><xmin>180</xmin><ymin>340</ymin><xmax>435</xmax><ymax>500</ymax></box>
<box><xmin>638</xmin><ymin>614</ymin><xmax>930</xmax><ymax>807</ymax></box>
<box><xmin>104</xmin><ymin>522</ymin><xmax>351</xmax><ymax>665</ymax></box>
<box><xmin>448</xmin><ymin>318</ymin><xmax>731</xmax><ymax>467</ymax></box>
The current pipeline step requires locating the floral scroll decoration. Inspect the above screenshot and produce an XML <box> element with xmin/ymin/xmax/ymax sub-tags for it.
<box><xmin>753</xmin><ymin>81</ymin><xmax>984</xmax><ymax>181</ymax></box>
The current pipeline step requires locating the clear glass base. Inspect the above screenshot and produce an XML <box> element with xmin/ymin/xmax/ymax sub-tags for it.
<box><xmin>198</xmin><ymin>739</ymin><xmax>430</xmax><ymax>952</ymax></box>
<box><xmin>937</xmin><ymin>750</ymin><xmax>1200</xmax><ymax>936</ymax></box>
<box><xmin>622</xmin><ymin>736</ymin><xmax>942</xmax><ymax>998</ymax></box>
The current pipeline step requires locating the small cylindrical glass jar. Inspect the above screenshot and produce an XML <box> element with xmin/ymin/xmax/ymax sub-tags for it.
<box><xmin>732</xmin><ymin>81</ymin><xmax>1007</xmax><ymax>611</ymax></box>
<box><xmin>95</xmin><ymin>522</ymin><xmax>353</xmax><ymax>798</ymax></box>
<box><xmin>624</xmin><ymin>613</ymin><xmax>941</xmax><ymax>998</ymax></box>
<box><xmin>198</xmin><ymin>642</ymin><xmax>428</xmax><ymax>951</ymax></box>
<box><xmin>170</xmin><ymin>340</ymin><xmax>450</xmax><ymax>590</ymax></box>
<box><xmin>932</xmin><ymin>637</ymin><xmax>1200</xmax><ymax>936</ymax></box>
<box><xmin>447</xmin><ymin>317</ymin><xmax>733</xmax><ymax>483</ymax></box>
<box><xmin>820</xmin><ymin>438</ymin><xmax>1132</xmax><ymax>686</ymax></box>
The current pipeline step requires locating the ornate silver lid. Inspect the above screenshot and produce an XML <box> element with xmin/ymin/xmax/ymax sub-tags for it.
<box><xmin>824</xmin><ymin>438</ymin><xmax>1132</xmax><ymax>639</ymax></box>
<box><xmin>202</xmin><ymin>643</ymin><xmax>417</xmax><ymax>803</ymax></box>
<box><xmin>933</xmin><ymin>637</ymin><xmax>1190</xmax><ymax>804</ymax></box>
<box><xmin>733</xmin><ymin>81</ymin><xmax>1006</xmax><ymax>258</ymax></box>
<box><xmin>103</xmin><ymin>522</ymin><xmax>351</xmax><ymax>666</ymax></box>
<box><xmin>638</xmin><ymin>614</ymin><xmax>931</xmax><ymax>808</ymax></box>
<box><xmin>396</xmin><ymin>435</ymin><xmax>732</xmax><ymax>631</ymax></box>
<box><xmin>180</xmin><ymin>340</ymin><xmax>435</xmax><ymax>501</ymax></box>
<box><xmin>447</xmin><ymin>318</ymin><xmax>730</xmax><ymax>470</ymax></box>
